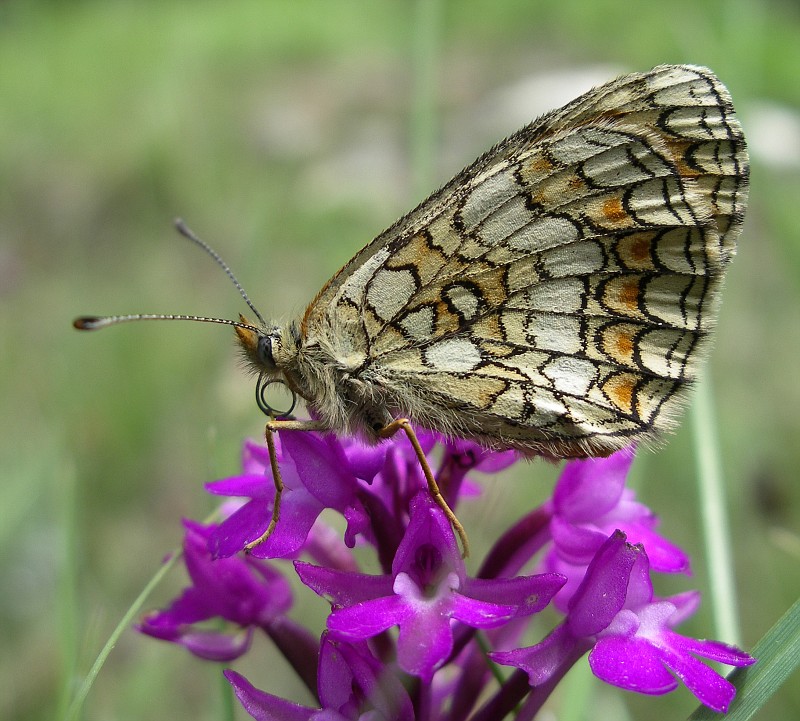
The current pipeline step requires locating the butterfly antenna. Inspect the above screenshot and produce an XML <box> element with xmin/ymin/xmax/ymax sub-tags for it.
<box><xmin>74</xmin><ymin>220</ymin><xmax>267</xmax><ymax>333</ymax></box>
<box><xmin>73</xmin><ymin>314</ymin><xmax>261</xmax><ymax>332</ymax></box>
<box><xmin>174</xmin><ymin>218</ymin><xmax>267</xmax><ymax>326</ymax></box>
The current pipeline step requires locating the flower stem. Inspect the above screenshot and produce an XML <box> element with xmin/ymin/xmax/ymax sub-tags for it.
<box><xmin>478</xmin><ymin>506</ymin><xmax>553</xmax><ymax>579</ymax></box>
<box><xmin>470</xmin><ymin>669</ymin><xmax>531</xmax><ymax>721</ymax></box>
<box><xmin>691</xmin><ymin>375</ymin><xmax>742</xmax><ymax>646</ymax></box>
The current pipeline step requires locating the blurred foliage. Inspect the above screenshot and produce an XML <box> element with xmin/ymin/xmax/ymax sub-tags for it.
<box><xmin>1</xmin><ymin>1</ymin><xmax>798</xmax><ymax>719</ymax></box>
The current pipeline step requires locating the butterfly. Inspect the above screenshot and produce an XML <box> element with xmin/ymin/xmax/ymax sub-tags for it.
<box><xmin>76</xmin><ymin>64</ymin><xmax>748</xmax><ymax>555</ymax></box>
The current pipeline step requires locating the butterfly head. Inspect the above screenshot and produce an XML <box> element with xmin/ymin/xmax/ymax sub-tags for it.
<box><xmin>233</xmin><ymin>316</ymin><xmax>303</xmax><ymax>418</ymax></box>
<box><xmin>233</xmin><ymin>314</ymin><xmax>289</xmax><ymax>375</ymax></box>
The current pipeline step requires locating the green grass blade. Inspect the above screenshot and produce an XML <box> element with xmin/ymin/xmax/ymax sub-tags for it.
<box><xmin>688</xmin><ymin>595</ymin><xmax>800</xmax><ymax>720</ymax></box>
<box><xmin>691</xmin><ymin>375</ymin><xmax>742</xmax><ymax>645</ymax></box>
<box><xmin>62</xmin><ymin>547</ymin><xmax>181</xmax><ymax>721</ymax></box>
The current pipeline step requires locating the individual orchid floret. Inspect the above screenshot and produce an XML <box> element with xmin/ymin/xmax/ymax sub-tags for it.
<box><xmin>225</xmin><ymin>633</ymin><xmax>414</xmax><ymax>721</ymax></box>
<box><xmin>492</xmin><ymin>531</ymin><xmax>755</xmax><ymax>714</ymax></box>
<box><xmin>296</xmin><ymin>492</ymin><xmax>565</xmax><ymax>682</ymax></box>
<box><xmin>138</xmin><ymin>520</ymin><xmax>293</xmax><ymax>661</ymax></box>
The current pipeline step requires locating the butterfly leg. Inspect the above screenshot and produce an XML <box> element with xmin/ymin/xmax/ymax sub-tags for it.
<box><xmin>379</xmin><ymin>418</ymin><xmax>470</xmax><ymax>558</ymax></box>
<box><xmin>243</xmin><ymin>419</ymin><xmax>328</xmax><ymax>553</ymax></box>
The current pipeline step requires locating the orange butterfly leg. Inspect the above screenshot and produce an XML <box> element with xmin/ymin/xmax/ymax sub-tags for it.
<box><xmin>380</xmin><ymin>418</ymin><xmax>470</xmax><ymax>558</ymax></box>
<box><xmin>243</xmin><ymin>419</ymin><xmax>327</xmax><ymax>553</ymax></box>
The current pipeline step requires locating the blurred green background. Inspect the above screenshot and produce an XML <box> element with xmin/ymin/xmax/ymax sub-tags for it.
<box><xmin>2</xmin><ymin>1</ymin><xmax>799</xmax><ymax>719</ymax></box>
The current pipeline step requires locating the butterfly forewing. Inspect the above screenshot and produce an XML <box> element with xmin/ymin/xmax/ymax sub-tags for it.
<box><xmin>300</xmin><ymin>65</ymin><xmax>748</xmax><ymax>457</ymax></box>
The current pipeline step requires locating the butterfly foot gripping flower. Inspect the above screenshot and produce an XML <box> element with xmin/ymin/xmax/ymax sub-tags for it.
<box><xmin>205</xmin><ymin>435</ymin><xmax>372</xmax><ymax>560</ymax></box>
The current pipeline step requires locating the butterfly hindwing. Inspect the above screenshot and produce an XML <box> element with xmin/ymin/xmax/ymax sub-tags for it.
<box><xmin>299</xmin><ymin>65</ymin><xmax>747</xmax><ymax>456</ymax></box>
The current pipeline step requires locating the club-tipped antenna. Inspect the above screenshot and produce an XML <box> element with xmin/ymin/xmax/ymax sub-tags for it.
<box><xmin>174</xmin><ymin>218</ymin><xmax>266</xmax><ymax>326</ymax></box>
<box><xmin>74</xmin><ymin>220</ymin><xmax>267</xmax><ymax>334</ymax></box>
<box><xmin>73</xmin><ymin>314</ymin><xmax>261</xmax><ymax>332</ymax></box>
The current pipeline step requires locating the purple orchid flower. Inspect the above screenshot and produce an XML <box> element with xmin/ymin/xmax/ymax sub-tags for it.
<box><xmin>137</xmin><ymin>433</ymin><xmax>755</xmax><ymax>718</ymax></box>
<box><xmin>138</xmin><ymin>520</ymin><xmax>293</xmax><ymax>661</ymax></box>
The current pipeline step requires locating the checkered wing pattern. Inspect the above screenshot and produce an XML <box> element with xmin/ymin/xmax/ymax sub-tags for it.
<box><xmin>301</xmin><ymin>65</ymin><xmax>748</xmax><ymax>457</ymax></box>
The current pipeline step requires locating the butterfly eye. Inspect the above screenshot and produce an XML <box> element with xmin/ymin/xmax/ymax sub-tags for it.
<box><xmin>257</xmin><ymin>335</ymin><xmax>275</xmax><ymax>369</ymax></box>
